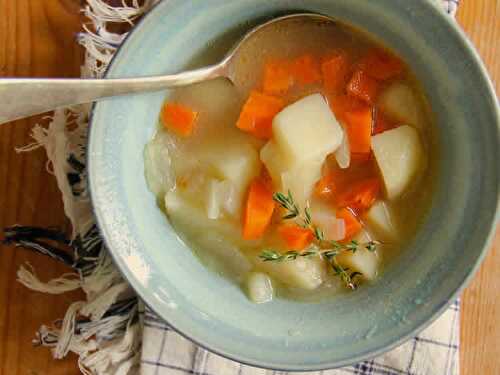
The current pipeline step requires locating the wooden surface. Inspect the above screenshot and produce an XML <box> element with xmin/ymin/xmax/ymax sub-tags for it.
<box><xmin>456</xmin><ymin>2</ymin><xmax>500</xmax><ymax>375</ymax></box>
<box><xmin>0</xmin><ymin>1</ymin><xmax>498</xmax><ymax>374</ymax></box>
<box><xmin>0</xmin><ymin>1</ymin><xmax>83</xmax><ymax>375</ymax></box>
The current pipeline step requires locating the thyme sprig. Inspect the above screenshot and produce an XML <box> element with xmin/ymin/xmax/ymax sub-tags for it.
<box><xmin>259</xmin><ymin>249</ymin><xmax>317</xmax><ymax>262</ymax></box>
<box><xmin>259</xmin><ymin>241</ymin><xmax>376</xmax><ymax>263</ymax></box>
<box><xmin>331</xmin><ymin>258</ymin><xmax>362</xmax><ymax>290</ymax></box>
<box><xmin>261</xmin><ymin>190</ymin><xmax>379</xmax><ymax>290</ymax></box>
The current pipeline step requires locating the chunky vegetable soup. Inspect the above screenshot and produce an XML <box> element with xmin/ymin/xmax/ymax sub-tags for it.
<box><xmin>145</xmin><ymin>20</ymin><xmax>437</xmax><ymax>303</ymax></box>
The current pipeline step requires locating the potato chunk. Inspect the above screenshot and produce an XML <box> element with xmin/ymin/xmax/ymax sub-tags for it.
<box><xmin>165</xmin><ymin>191</ymin><xmax>253</xmax><ymax>278</ymax></box>
<box><xmin>365</xmin><ymin>201</ymin><xmax>397</xmax><ymax>241</ymax></box>
<box><xmin>204</xmin><ymin>141</ymin><xmax>260</xmax><ymax>188</ymax></box>
<box><xmin>337</xmin><ymin>248</ymin><xmax>379</xmax><ymax>281</ymax></box>
<box><xmin>260</xmin><ymin>94</ymin><xmax>342</xmax><ymax>208</ymax></box>
<box><xmin>257</xmin><ymin>256</ymin><xmax>326</xmax><ymax>290</ymax></box>
<box><xmin>144</xmin><ymin>130</ymin><xmax>175</xmax><ymax>197</ymax></box>
<box><xmin>260</xmin><ymin>141</ymin><xmax>286</xmax><ymax>183</ymax></box>
<box><xmin>280</xmin><ymin>160</ymin><xmax>323</xmax><ymax>209</ymax></box>
<box><xmin>379</xmin><ymin>82</ymin><xmax>425</xmax><ymax>129</ymax></box>
<box><xmin>205</xmin><ymin>179</ymin><xmax>239</xmax><ymax>219</ymax></box>
<box><xmin>336</xmin><ymin>230</ymin><xmax>379</xmax><ymax>281</ymax></box>
<box><xmin>372</xmin><ymin>125</ymin><xmax>424</xmax><ymax>200</ymax></box>
<box><xmin>260</xmin><ymin>141</ymin><xmax>323</xmax><ymax>209</ymax></box>
<box><xmin>245</xmin><ymin>272</ymin><xmax>274</xmax><ymax>304</ymax></box>
<box><xmin>202</xmin><ymin>140</ymin><xmax>261</xmax><ymax>216</ymax></box>
<box><xmin>272</xmin><ymin>94</ymin><xmax>343</xmax><ymax>166</ymax></box>
<box><xmin>310</xmin><ymin>200</ymin><xmax>336</xmax><ymax>233</ymax></box>
<box><xmin>198</xmin><ymin>232</ymin><xmax>253</xmax><ymax>281</ymax></box>
<box><xmin>165</xmin><ymin>191</ymin><xmax>241</xmax><ymax>244</ymax></box>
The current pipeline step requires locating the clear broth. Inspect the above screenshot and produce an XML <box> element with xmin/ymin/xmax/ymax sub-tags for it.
<box><xmin>145</xmin><ymin>19</ymin><xmax>438</xmax><ymax>301</ymax></box>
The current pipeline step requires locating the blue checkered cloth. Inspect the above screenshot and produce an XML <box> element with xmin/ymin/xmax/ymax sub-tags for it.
<box><xmin>141</xmin><ymin>1</ymin><xmax>460</xmax><ymax>374</ymax></box>
<box><xmin>142</xmin><ymin>301</ymin><xmax>460</xmax><ymax>375</ymax></box>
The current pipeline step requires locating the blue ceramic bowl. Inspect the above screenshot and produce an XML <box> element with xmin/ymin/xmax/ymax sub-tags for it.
<box><xmin>88</xmin><ymin>0</ymin><xmax>499</xmax><ymax>370</ymax></box>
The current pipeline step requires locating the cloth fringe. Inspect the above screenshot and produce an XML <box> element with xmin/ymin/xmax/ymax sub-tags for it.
<box><xmin>2</xmin><ymin>1</ymin><xmax>158</xmax><ymax>374</ymax></box>
<box><xmin>17</xmin><ymin>263</ymin><xmax>81</xmax><ymax>294</ymax></box>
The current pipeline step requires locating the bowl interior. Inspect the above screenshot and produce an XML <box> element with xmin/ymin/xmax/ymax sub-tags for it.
<box><xmin>88</xmin><ymin>0</ymin><xmax>499</xmax><ymax>370</ymax></box>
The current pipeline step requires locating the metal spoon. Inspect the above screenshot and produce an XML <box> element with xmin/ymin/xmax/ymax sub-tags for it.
<box><xmin>0</xmin><ymin>13</ymin><xmax>334</xmax><ymax>125</ymax></box>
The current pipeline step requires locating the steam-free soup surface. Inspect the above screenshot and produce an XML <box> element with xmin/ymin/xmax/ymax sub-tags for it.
<box><xmin>145</xmin><ymin>19</ymin><xmax>436</xmax><ymax>303</ymax></box>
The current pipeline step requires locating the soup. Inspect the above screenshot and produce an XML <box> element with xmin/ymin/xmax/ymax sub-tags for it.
<box><xmin>145</xmin><ymin>20</ymin><xmax>436</xmax><ymax>304</ymax></box>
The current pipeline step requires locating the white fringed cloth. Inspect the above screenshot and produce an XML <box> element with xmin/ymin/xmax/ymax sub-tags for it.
<box><xmin>2</xmin><ymin>1</ymin><xmax>460</xmax><ymax>374</ymax></box>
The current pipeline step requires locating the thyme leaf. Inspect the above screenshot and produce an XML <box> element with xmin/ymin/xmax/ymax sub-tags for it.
<box><xmin>274</xmin><ymin>191</ymin><xmax>300</xmax><ymax>220</ymax></box>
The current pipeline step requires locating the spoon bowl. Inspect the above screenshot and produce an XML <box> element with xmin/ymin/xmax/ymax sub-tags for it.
<box><xmin>0</xmin><ymin>13</ymin><xmax>334</xmax><ymax>125</ymax></box>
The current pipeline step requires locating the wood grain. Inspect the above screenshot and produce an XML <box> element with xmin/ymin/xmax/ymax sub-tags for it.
<box><xmin>0</xmin><ymin>1</ymin><xmax>498</xmax><ymax>375</ymax></box>
<box><xmin>457</xmin><ymin>0</ymin><xmax>500</xmax><ymax>93</ymax></box>
<box><xmin>0</xmin><ymin>1</ymin><xmax>83</xmax><ymax>375</ymax></box>
<box><xmin>456</xmin><ymin>2</ymin><xmax>500</xmax><ymax>374</ymax></box>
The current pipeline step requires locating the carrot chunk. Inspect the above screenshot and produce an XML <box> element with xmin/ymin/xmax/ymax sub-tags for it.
<box><xmin>322</xmin><ymin>51</ymin><xmax>351</xmax><ymax>93</ymax></box>
<box><xmin>347</xmin><ymin>69</ymin><xmax>380</xmax><ymax>104</ymax></box>
<box><xmin>328</xmin><ymin>94</ymin><xmax>366</xmax><ymax>122</ymax></box>
<box><xmin>262</xmin><ymin>60</ymin><xmax>293</xmax><ymax>95</ymax></box>
<box><xmin>161</xmin><ymin>102</ymin><xmax>198</xmax><ymax>137</ymax></box>
<box><xmin>335</xmin><ymin>178</ymin><xmax>380</xmax><ymax>213</ymax></box>
<box><xmin>359</xmin><ymin>48</ymin><xmax>404</xmax><ymax>81</ymax></box>
<box><xmin>343</xmin><ymin>105</ymin><xmax>373</xmax><ymax>155</ymax></box>
<box><xmin>316</xmin><ymin>156</ymin><xmax>380</xmax><ymax>201</ymax></box>
<box><xmin>242</xmin><ymin>177</ymin><xmax>275</xmax><ymax>240</ymax></box>
<box><xmin>291</xmin><ymin>54</ymin><xmax>322</xmax><ymax>85</ymax></box>
<box><xmin>336</xmin><ymin>208</ymin><xmax>362</xmax><ymax>240</ymax></box>
<box><xmin>236</xmin><ymin>91</ymin><xmax>285</xmax><ymax>139</ymax></box>
<box><xmin>315</xmin><ymin>171</ymin><xmax>337</xmax><ymax>200</ymax></box>
<box><xmin>278</xmin><ymin>224</ymin><xmax>314</xmax><ymax>251</ymax></box>
<box><xmin>329</xmin><ymin>95</ymin><xmax>373</xmax><ymax>157</ymax></box>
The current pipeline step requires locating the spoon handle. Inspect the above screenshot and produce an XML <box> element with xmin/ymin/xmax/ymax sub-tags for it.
<box><xmin>0</xmin><ymin>63</ymin><xmax>226</xmax><ymax>125</ymax></box>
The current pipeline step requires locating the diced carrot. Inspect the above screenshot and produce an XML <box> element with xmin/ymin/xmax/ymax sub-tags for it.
<box><xmin>236</xmin><ymin>91</ymin><xmax>285</xmax><ymax>139</ymax></box>
<box><xmin>372</xmin><ymin>109</ymin><xmax>397</xmax><ymax>135</ymax></box>
<box><xmin>336</xmin><ymin>208</ymin><xmax>362</xmax><ymax>240</ymax></box>
<box><xmin>329</xmin><ymin>94</ymin><xmax>373</xmax><ymax>156</ymax></box>
<box><xmin>262</xmin><ymin>60</ymin><xmax>294</xmax><ymax>95</ymax></box>
<box><xmin>343</xmin><ymin>105</ymin><xmax>373</xmax><ymax>155</ymax></box>
<box><xmin>278</xmin><ymin>224</ymin><xmax>314</xmax><ymax>251</ymax></box>
<box><xmin>242</xmin><ymin>177</ymin><xmax>275</xmax><ymax>240</ymax></box>
<box><xmin>328</xmin><ymin>94</ymin><xmax>366</xmax><ymax>122</ymax></box>
<box><xmin>347</xmin><ymin>69</ymin><xmax>380</xmax><ymax>104</ymax></box>
<box><xmin>322</xmin><ymin>51</ymin><xmax>351</xmax><ymax>93</ymax></box>
<box><xmin>291</xmin><ymin>54</ymin><xmax>322</xmax><ymax>85</ymax></box>
<box><xmin>350</xmin><ymin>152</ymin><xmax>373</xmax><ymax>163</ymax></box>
<box><xmin>358</xmin><ymin>48</ymin><xmax>404</xmax><ymax>81</ymax></box>
<box><xmin>316</xmin><ymin>158</ymin><xmax>380</xmax><ymax>204</ymax></box>
<box><xmin>161</xmin><ymin>102</ymin><xmax>198</xmax><ymax>137</ymax></box>
<box><xmin>315</xmin><ymin>171</ymin><xmax>337</xmax><ymax>199</ymax></box>
<box><xmin>335</xmin><ymin>178</ymin><xmax>380</xmax><ymax>213</ymax></box>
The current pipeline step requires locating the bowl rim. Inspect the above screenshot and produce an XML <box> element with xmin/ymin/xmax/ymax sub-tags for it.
<box><xmin>87</xmin><ymin>0</ymin><xmax>500</xmax><ymax>371</ymax></box>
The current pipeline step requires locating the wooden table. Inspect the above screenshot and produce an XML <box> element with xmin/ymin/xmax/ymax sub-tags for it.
<box><xmin>0</xmin><ymin>1</ymin><xmax>498</xmax><ymax>374</ymax></box>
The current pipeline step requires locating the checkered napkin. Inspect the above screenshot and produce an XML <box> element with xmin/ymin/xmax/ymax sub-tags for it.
<box><xmin>142</xmin><ymin>301</ymin><xmax>460</xmax><ymax>375</ymax></box>
<box><xmin>141</xmin><ymin>2</ymin><xmax>460</xmax><ymax>374</ymax></box>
